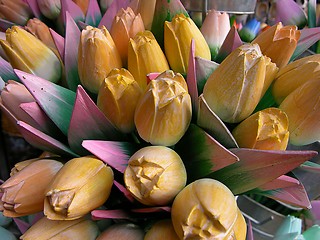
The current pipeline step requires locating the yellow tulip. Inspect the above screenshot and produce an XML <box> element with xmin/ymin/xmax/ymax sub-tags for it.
<box><xmin>279</xmin><ymin>79</ymin><xmax>320</xmax><ymax>145</ymax></box>
<box><xmin>20</xmin><ymin>216</ymin><xmax>99</xmax><ymax>240</ymax></box>
<box><xmin>78</xmin><ymin>26</ymin><xmax>122</xmax><ymax>94</ymax></box>
<box><xmin>9</xmin><ymin>158</ymin><xmax>39</xmax><ymax>176</ymax></box>
<box><xmin>144</xmin><ymin>219</ymin><xmax>179</xmax><ymax>240</ymax></box>
<box><xmin>110</xmin><ymin>7</ymin><xmax>145</xmax><ymax>66</ymax></box>
<box><xmin>44</xmin><ymin>156</ymin><xmax>114</xmax><ymax>220</ymax></box>
<box><xmin>164</xmin><ymin>13</ymin><xmax>211</xmax><ymax>75</ymax></box>
<box><xmin>252</xmin><ymin>22</ymin><xmax>300</xmax><ymax>69</ymax></box>
<box><xmin>0</xmin><ymin>0</ymin><xmax>32</xmax><ymax>25</ymax></box>
<box><xmin>171</xmin><ymin>178</ymin><xmax>246</xmax><ymax>239</ymax></box>
<box><xmin>128</xmin><ymin>30</ymin><xmax>169</xmax><ymax>90</ymax></box>
<box><xmin>203</xmin><ymin>43</ymin><xmax>278</xmax><ymax>123</ymax></box>
<box><xmin>124</xmin><ymin>146</ymin><xmax>187</xmax><ymax>206</ymax></box>
<box><xmin>0</xmin><ymin>26</ymin><xmax>62</xmax><ymax>83</ymax></box>
<box><xmin>97</xmin><ymin>223</ymin><xmax>145</xmax><ymax>240</ymax></box>
<box><xmin>272</xmin><ymin>54</ymin><xmax>320</xmax><ymax>104</ymax></box>
<box><xmin>0</xmin><ymin>159</ymin><xmax>63</xmax><ymax>218</ymax></box>
<box><xmin>36</xmin><ymin>0</ymin><xmax>61</xmax><ymax>19</ymax></box>
<box><xmin>97</xmin><ymin>68</ymin><xmax>142</xmax><ymax>133</ymax></box>
<box><xmin>134</xmin><ymin>70</ymin><xmax>192</xmax><ymax>146</ymax></box>
<box><xmin>129</xmin><ymin>0</ymin><xmax>156</xmax><ymax>30</ymax></box>
<box><xmin>232</xmin><ymin>108</ymin><xmax>289</xmax><ymax>150</ymax></box>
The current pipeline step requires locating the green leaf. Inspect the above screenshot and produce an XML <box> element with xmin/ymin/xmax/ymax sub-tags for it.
<box><xmin>85</xmin><ymin>0</ymin><xmax>102</xmax><ymax>27</ymax></box>
<box><xmin>187</xmin><ymin>39</ymin><xmax>198</xmax><ymax>120</ymax></box>
<box><xmin>0</xmin><ymin>57</ymin><xmax>19</xmax><ymax>82</ymax></box>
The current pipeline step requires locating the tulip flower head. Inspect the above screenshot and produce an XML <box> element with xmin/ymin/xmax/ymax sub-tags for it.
<box><xmin>44</xmin><ymin>156</ymin><xmax>114</xmax><ymax>220</ymax></box>
<box><xmin>0</xmin><ymin>0</ymin><xmax>32</xmax><ymax>25</ymax></box>
<box><xmin>144</xmin><ymin>219</ymin><xmax>179</xmax><ymax>240</ymax></box>
<box><xmin>134</xmin><ymin>70</ymin><xmax>192</xmax><ymax>146</ymax></box>
<box><xmin>36</xmin><ymin>0</ymin><xmax>61</xmax><ymax>20</ymax></box>
<box><xmin>97</xmin><ymin>223</ymin><xmax>144</xmax><ymax>240</ymax></box>
<box><xmin>124</xmin><ymin>146</ymin><xmax>187</xmax><ymax>206</ymax></box>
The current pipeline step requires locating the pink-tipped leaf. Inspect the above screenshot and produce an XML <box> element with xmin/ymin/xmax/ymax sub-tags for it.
<box><xmin>187</xmin><ymin>39</ymin><xmax>198</xmax><ymax>118</ymax></box>
<box><xmin>57</xmin><ymin>0</ymin><xmax>84</xmax><ymax>33</ymax></box>
<box><xmin>13</xmin><ymin>218</ymin><xmax>30</xmax><ymax>234</ymax></box>
<box><xmin>91</xmin><ymin>209</ymin><xmax>131</xmax><ymax>220</ymax></box>
<box><xmin>49</xmin><ymin>28</ymin><xmax>65</xmax><ymax>61</ymax></box>
<box><xmin>85</xmin><ymin>0</ymin><xmax>102</xmax><ymax>27</ymax></box>
<box><xmin>131</xmin><ymin>207</ymin><xmax>171</xmax><ymax>213</ymax></box>
<box><xmin>25</xmin><ymin>0</ymin><xmax>41</xmax><ymax>19</ymax></box>
<box><xmin>0</xmin><ymin>56</ymin><xmax>19</xmax><ymax>82</ymax></box>
<box><xmin>195</xmin><ymin>57</ymin><xmax>219</xmax><ymax>94</ymax></box>
<box><xmin>98</xmin><ymin>0</ymin><xmax>130</xmax><ymax>29</ymax></box>
<box><xmin>114</xmin><ymin>180</ymin><xmax>135</xmax><ymax>202</ymax></box>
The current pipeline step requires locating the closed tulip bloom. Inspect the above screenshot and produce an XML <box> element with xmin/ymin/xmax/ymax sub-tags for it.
<box><xmin>97</xmin><ymin>68</ymin><xmax>142</xmax><ymax>133</ymax></box>
<box><xmin>232</xmin><ymin>108</ymin><xmax>289</xmax><ymax>150</ymax></box>
<box><xmin>0</xmin><ymin>0</ymin><xmax>32</xmax><ymax>25</ymax></box>
<box><xmin>36</xmin><ymin>0</ymin><xmax>61</xmax><ymax>19</ymax></box>
<box><xmin>10</xmin><ymin>159</ymin><xmax>39</xmax><ymax>176</ymax></box>
<box><xmin>44</xmin><ymin>156</ymin><xmax>114</xmax><ymax>220</ymax></box>
<box><xmin>252</xmin><ymin>22</ymin><xmax>300</xmax><ymax>68</ymax></box>
<box><xmin>20</xmin><ymin>216</ymin><xmax>99</xmax><ymax>240</ymax></box>
<box><xmin>0</xmin><ymin>26</ymin><xmax>62</xmax><ymax>83</ymax></box>
<box><xmin>272</xmin><ymin>54</ymin><xmax>320</xmax><ymax>104</ymax></box>
<box><xmin>279</xmin><ymin>79</ymin><xmax>320</xmax><ymax>146</ymax></box>
<box><xmin>144</xmin><ymin>219</ymin><xmax>179</xmax><ymax>240</ymax></box>
<box><xmin>164</xmin><ymin>13</ymin><xmax>211</xmax><ymax>75</ymax></box>
<box><xmin>124</xmin><ymin>146</ymin><xmax>187</xmax><ymax>206</ymax></box>
<box><xmin>97</xmin><ymin>223</ymin><xmax>144</xmax><ymax>240</ymax></box>
<box><xmin>203</xmin><ymin>43</ymin><xmax>278</xmax><ymax>123</ymax></box>
<box><xmin>0</xmin><ymin>159</ymin><xmax>63</xmax><ymax>218</ymax></box>
<box><xmin>78</xmin><ymin>26</ymin><xmax>122</xmax><ymax>94</ymax></box>
<box><xmin>110</xmin><ymin>7</ymin><xmax>145</xmax><ymax>66</ymax></box>
<box><xmin>134</xmin><ymin>70</ymin><xmax>192</xmax><ymax>146</ymax></box>
<box><xmin>128</xmin><ymin>30</ymin><xmax>169</xmax><ymax>90</ymax></box>
<box><xmin>171</xmin><ymin>179</ymin><xmax>246</xmax><ymax>239</ymax></box>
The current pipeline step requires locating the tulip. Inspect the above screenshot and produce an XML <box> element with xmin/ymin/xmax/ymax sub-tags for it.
<box><xmin>134</xmin><ymin>70</ymin><xmax>192</xmax><ymax>146</ymax></box>
<box><xmin>97</xmin><ymin>223</ymin><xmax>144</xmax><ymax>240</ymax></box>
<box><xmin>272</xmin><ymin>54</ymin><xmax>320</xmax><ymax>104</ymax></box>
<box><xmin>36</xmin><ymin>0</ymin><xmax>61</xmax><ymax>20</ymax></box>
<box><xmin>144</xmin><ymin>219</ymin><xmax>179</xmax><ymax>240</ymax></box>
<box><xmin>124</xmin><ymin>146</ymin><xmax>187</xmax><ymax>206</ymax></box>
<box><xmin>0</xmin><ymin>26</ymin><xmax>62</xmax><ymax>83</ymax></box>
<box><xmin>0</xmin><ymin>159</ymin><xmax>63</xmax><ymax>218</ymax></box>
<box><xmin>252</xmin><ymin>22</ymin><xmax>300</xmax><ymax>68</ymax></box>
<box><xmin>78</xmin><ymin>26</ymin><xmax>122</xmax><ymax>94</ymax></box>
<box><xmin>110</xmin><ymin>7</ymin><xmax>145</xmax><ymax>66</ymax></box>
<box><xmin>10</xmin><ymin>159</ymin><xmax>39</xmax><ymax>176</ymax></box>
<box><xmin>20</xmin><ymin>216</ymin><xmax>99</xmax><ymax>240</ymax></box>
<box><xmin>164</xmin><ymin>13</ymin><xmax>211</xmax><ymax>75</ymax></box>
<box><xmin>232</xmin><ymin>108</ymin><xmax>289</xmax><ymax>150</ymax></box>
<box><xmin>171</xmin><ymin>178</ymin><xmax>246</xmax><ymax>239</ymax></box>
<box><xmin>97</xmin><ymin>68</ymin><xmax>142</xmax><ymax>133</ymax></box>
<box><xmin>129</xmin><ymin>0</ymin><xmax>156</xmax><ymax>30</ymax></box>
<box><xmin>128</xmin><ymin>30</ymin><xmax>169</xmax><ymax>90</ymax></box>
<box><xmin>0</xmin><ymin>0</ymin><xmax>32</xmax><ymax>26</ymax></box>
<box><xmin>200</xmin><ymin>10</ymin><xmax>230</xmax><ymax>61</ymax></box>
<box><xmin>279</xmin><ymin>79</ymin><xmax>320</xmax><ymax>146</ymax></box>
<box><xmin>44</xmin><ymin>156</ymin><xmax>114</xmax><ymax>220</ymax></box>
<box><xmin>203</xmin><ymin>43</ymin><xmax>278</xmax><ymax>123</ymax></box>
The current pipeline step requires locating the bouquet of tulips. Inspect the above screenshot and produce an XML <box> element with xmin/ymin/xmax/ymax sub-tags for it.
<box><xmin>1</xmin><ymin>0</ymin><xmax>320</xmax><ymax>239</ymax></box>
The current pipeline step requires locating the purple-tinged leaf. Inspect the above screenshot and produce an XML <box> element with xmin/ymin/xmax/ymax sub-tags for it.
<box><xmin>91</xmin><ymin>209</ymin><xmax>131</xmax><ymax>220</ymax></box>
<box><xmin>17</xmin><ymin>121</ymin><xmax>78</xmax><ymax>157</ymax></box>
<box><xmin>308</xmin><ymin>0</ymin><xmax>317</xmax><ymax>28</ymax></box>
<box><xmin>114</xmin><ymin>180</ymin><xmax>135</xmax><ymax>202</ymax></box>
<box><xmin>131</xmin><ymin>206</ymin><xmax>171</xmax><ymax>213</ymax></box>
<box><xmin>175</xmin><ymin>124</ymin><xmax>239</xmax><ymax>182</ymax></box>
<box><xmin>146</xmin><ymin>72</ymin><xmax>160</xmax><ymax>84</ymax></box>
<box><xmin>15</xmin><ymin>69</ymin><xmax>76</xmax><ymax>136</ymax></box>
<box><xmin>13</xmin><ymin>218</ymin><xmax>30</xmax><ymax>234</ymax></box>
<box><xmin>64</xmin><ymin>11</ymin><xmax>81</xmax><ymax>91</ymax></box>
<box><xmin>77</xmin><ymin>21</ymin><xmax>89</xmax><ymax>30</ymax></box>
<box><xmin>195</xmin><ymin>57</ymin><xmax>219</xmax><ymax>94</ymax></box>
<box><xmin>68</xmin><ymin>86</ymin><xmax>125</xmax><ymax>155</ymax></box>
<box><xmin>197</xmin><ymin>94</ymin><xmax>238</xmax><ymax>149</ymax></box>
<box><xmin>49</xmin><ymin>28</ymin><xmax>65</xmax><ymax>61</ymax></box>
<box><xmin>187</xmin><ymin>39</ymin><xmax>198</xmax><ymax>119</ymax></box>
<box><xmin>299</xmin><ymin>161</ymin><xmax>320</xmax><ymax>173</ymax></box>
<box><xmin>247</xmin><ymin>220</ymin><xmax>254</xmax><ymax>240</ymax></box>
<box><xmin>0</xmin><ymin>56</ymin><xmax>19</xmax><ymax>82</ymax></box>
<box><xmin>85</xmin><ymin>0</ymin><xmax>102</xmax><ymax>27</ymax></box>
<box><xmin>82</xmin><ymin>140</ymin><xmax>139</xmax><ymax>173</ymax></box>
<box><xmin>98</xmin><ymin>0</ymin><xmax>130</xmax><ymax>30</ymax></box>
<box><xmin>25</xmin><ymin>0</ymin><xmax>41</xmax><ymax>19</ymax></box>
<box><xmin>0</xmin><ymin>19</ymin><xmax>14</xmax><ymax>30</ymax></box>
<box><xmin>210</xmin><ymin>148</ymin><xmax>317</xmax><ymax>195</ymax></box>
<box><xmin>30</xmin><ymin>212</ymin><xmax>45</xmax><ymax>225</ymax></box>
<box><xmin>311</xmin><ymin>200</ymin><xmax>320</xmax><ymax>220</ymax></box>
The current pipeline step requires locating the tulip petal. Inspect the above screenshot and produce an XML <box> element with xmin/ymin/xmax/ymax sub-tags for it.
<box><xmin>98</xmin><ymin>0</ymin><xmax>129</xmax><ymax>30</ymax></box>
<box><xmin>197</xmin><ymin>95</ymin><xmax>238</xmax><ymax>148</ymax></box>
<box><xmin>25</xmin><ymin>0</ymin><xmax>41</xmax><ymax>19</ymax></box>
<box><xmin>57</xmin><ymin>0</ymin><xmax>84</xmax><ymax>33</ymax></box>
<box><xmin>17</xmin><ymin>121</ymin><xmax>78</xmax><ymax>157</ymax></box>
<box><xmin>0</xmin><ymin>56</ymin><xmax>19</xmax><ymax>82</ymax></box>
<box><xmin>68</xmin><ymin>86</ymin><xmax>124</xmax><ymax>155</ymax></box>
<box><xmin>64</xmin><ymin>11</ymin><xmax>81</xmax><ymax>91</ymax></box>
<box><xmin>195</xmin><ymin>57</ymin><xmax>219</xmax><ymax>94</ymax></box>
<box><xmin>85</xmin><ymin>0</ymin><xmax>102</xmax><ymax>27</ymax></box>
<box><xmin>114</xmin><ymin>180</ymin><xmax>135</xmax><ymax>202</ymax></box>
<box><xmin>49</xmin><ymin>28</ymin><xmax>65</xmax><ymax>61</ymax></box>
<box><xmin>174</xmin><ymin>124</ymin><xmax>239</xmax><ymax>182</ymax></box>
<box><xmin>13</xmin><ymin>218</ymin><xmax>30</xmax><ymax>234</ymax></box>
<box><xmin>210</xmin><ymin>148</ymin><xmax>317</xmax><ymax>195</ymax></box>
<box><xmin>82</xmin><ymin>140</ymin><xmax>139</xmax><ymax>173</ymax></box>
<box><xmin>187</xmin><ymin>39</ymin><xmax>198</xmax><ymax>118</ymax></box>
<box><xmin>91</xmin><ymin>209</ymin><xmax>131</xmax><ymax>220</ymax></box>
<box><xmin>15</xmin><ymin>69</ymin><xmax>76</xmax><ymax>136</ymax></box>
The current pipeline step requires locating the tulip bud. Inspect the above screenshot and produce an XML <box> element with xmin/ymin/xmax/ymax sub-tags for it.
<box><xmin>97</xmin><ymin>68</ymin><xmax>142</xmax><ymax>133</ymax></box>
<box><xmin>0</xmin><ymin>159</ymin><xmax>63</xmax><ymax>218</ymax></box>
<box><xmin>36</xmin><ymin>0</ymin><xmax>61</xmax><ymax>20</ymax></box>
<box><xmin>20</xmin><ymin>216</ymin><xmax>99</xmax><ymax>240</ymax></box>
<box><xmin>128</xmin><ymin>30</ymin><xmax>169</xmax><ymax>90</ymax></box>
<box><xmin>279</xmin><ymin>79</ymin><xmax>320</xmax><ymax>145</ymax></box>
<box><xmin>97</xmin><ymin>223</ymin><xmax>144</xmax><ymax>240</ymax></box>
<box><xmin>10</xmin><ymin>159</ymin><xmax>39</xmax><ymax>176</ymax></box>
<box><xmin>252</xmin><ymin>22</ymin><xmax>300</xmax><ymax>68</ymax></box>
<box><xmin>0</xmin><ymin>0</ymin><xmax>32</xmax><ymax>26</ymax></box>
<box><xmin>171</xmin><ymin>178</ymin><xmax>246</xmax><ymax>239</ymax></box>
<box><xmin>272</xmin><ymin>54</ymin><xmax>320</xmax><ymax>104</ymax></box>
<box><xmin>134</xmin><ymin>70</ymin><xmax>192</xmax><ymax>146</ymax></box>
<box><xmin>144</xmin><ymin>219</ymin><xmax>179</xmax><ymax>240</ymax></box>
<box><xmin>203</xmin><ymin>43</ymin><xmax>278</xmax><ymax>123</ymax></box>
<box><xmin>124</xmin><ymin>146</ymin><xmax>187</xmax><ymax>206</ymax></box>
<box><xmin>232</xmin><ymin>108</ymin><xmax>289</xmax><ymax>150</ymax></box>
<box><xmin>0</xmin><ymin>26</ymin><xmax>62</xmax><ymax>83</ymax></box>
<box><xmin>44</xmin><ymin>156</ymin><xmax>114</xmax><ymax>220</ymax></box>
<box><xmin>110</xmin><ymin>7</ymin><xmax>145</xmax><ymax>66</ymax></box>
<box><xmin>164</xmin><ymin>13</ymin><xmax>211</xmax><ymax>75</ymax></box>
<box><xmin>78</xmin><ymin>26</ymin><xmax>122</xmax><ymax>94</ymax></box>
